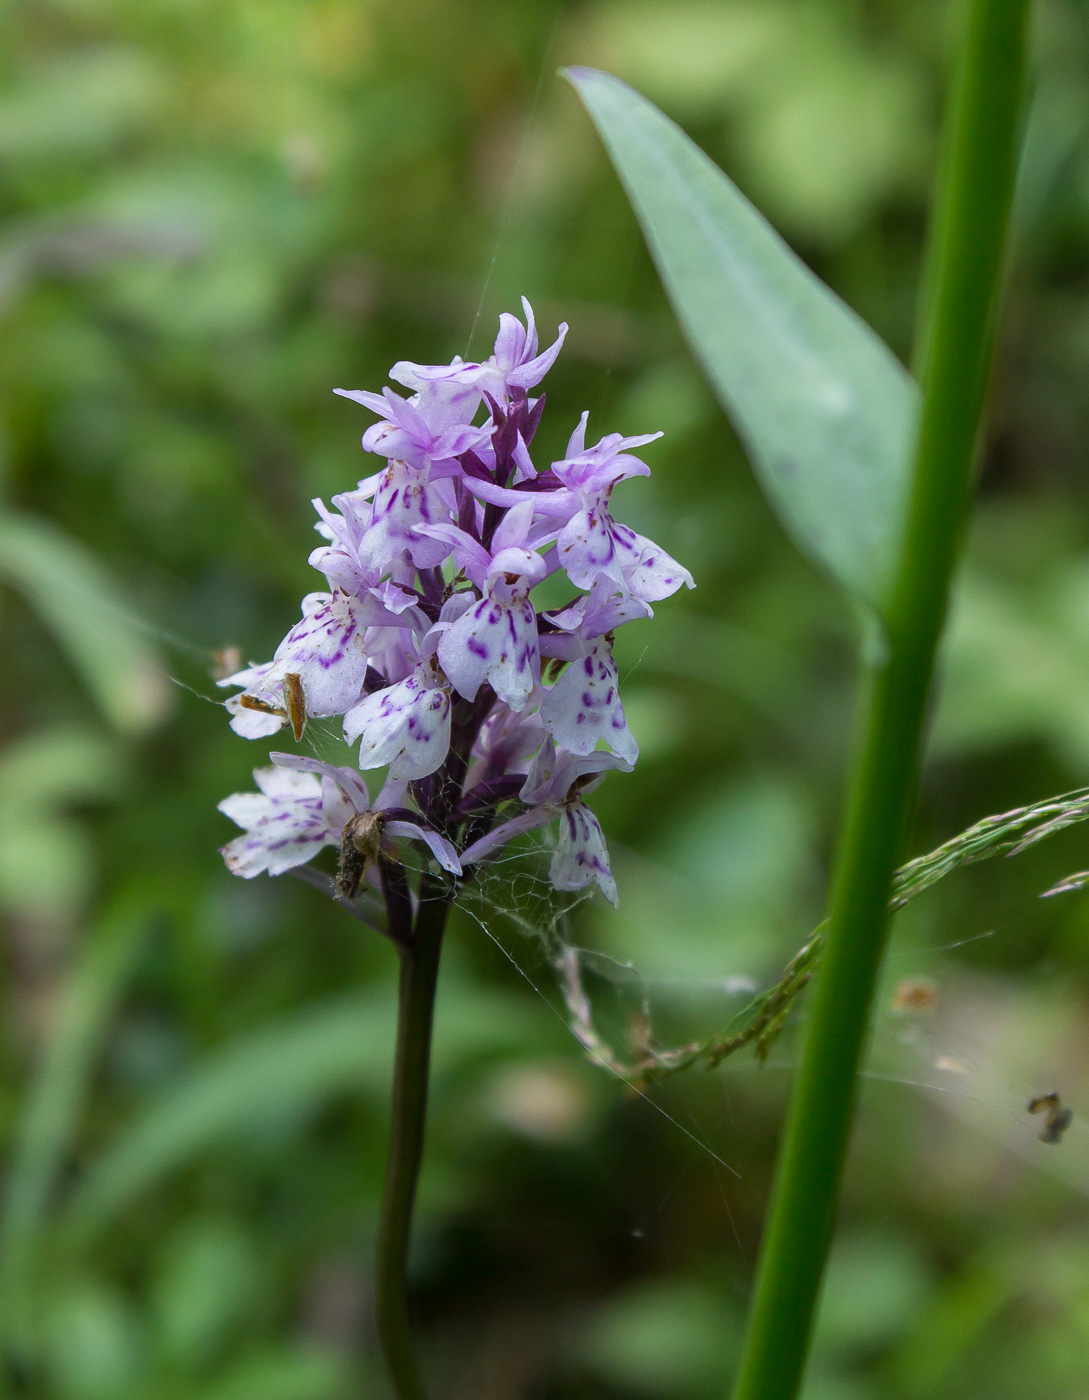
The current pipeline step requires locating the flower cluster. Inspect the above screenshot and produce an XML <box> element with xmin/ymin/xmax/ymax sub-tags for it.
<box><xmin>217</xmin><ymin>300</ymin><xmax>692</xmax><ymax>909</ymax></box>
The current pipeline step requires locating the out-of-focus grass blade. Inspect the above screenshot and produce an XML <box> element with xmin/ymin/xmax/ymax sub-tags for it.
<box><xmin>65</xmin><ymin>984</ymin><xmax>530</xmax><ymax>1238</ymax></box>
<box><xmin>0</xmin><ymin>726</ymin><xmax>125</xmax><ymax>920</ymax></box>
<box><xmin>206</xmin><ymin>1346</ymin><xmax>348</xmax><ymax>1400</ymax></box>
<box><xmin>0</xmin><ymin>888</ymin><xmax>152</xmax><ymax>1344</ymax></box>
<box><xmin>564</xmin><ymin>67</ymin><xmax>918</xmax><ymax>615</ymax></box>
<box><xmin>0</xmin><ymin>510</ymin><xmax>171</xmax><ymax>735</ymax></box>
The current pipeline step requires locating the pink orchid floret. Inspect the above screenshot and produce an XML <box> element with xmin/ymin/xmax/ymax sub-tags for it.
<box><xmin>389</xmin><ymin>297</ymin><xmax>568</xmax><ymax>407</ymax></box>
<box><xmin>216</xmin><ymin>300</ymin><xmax>692</xmax><ymax>911</ymax></box>
<box><xmin>219</xmin><ymin>754</ymin><xmax>461</xmax><ymax>881</ymax></box>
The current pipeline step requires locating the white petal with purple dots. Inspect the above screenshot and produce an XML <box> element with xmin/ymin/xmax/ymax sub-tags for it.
<box><xmin>539</xmin><ymin>638</ymin><xmax>637</xmax><ymax>764</ymax></box>
<box><xmin>551</xmin><ymin>800</ymin><xmax>618</xmax><ymax>906</ymax></box>
<box><xmin>343</xmin><ymin>667</ymin><xmax>452</xmax><ymax>780</ymax></box>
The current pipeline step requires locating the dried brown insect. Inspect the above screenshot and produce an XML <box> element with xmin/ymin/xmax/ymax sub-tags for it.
<box><xmin>238</xmin><ymin>695</ymin><xmax>288</xmax><ymax>720</ymax></box>
<box><xmin>282</xmin><ymin>672</ymin><xmax>307</xmax><ymax>741</ymax></box>
<box><xmin>337</xmin><ymin>812</ymin><xmax>387</xmax><ymax>899</ymax></box>
<box><xmin>211</xmin><ymin>646</ymin><xmax>243</xmax><ymax>681</ymax></box>
<box><xmin>1028</xmin><ymin>1091</ymin><xmax>1073</xmax><ymax>1144</ymax></box>
<box><xmin>892</xmin><ymin>978</ymin><xmax>938</xmax><ymax>1014</ymax></box>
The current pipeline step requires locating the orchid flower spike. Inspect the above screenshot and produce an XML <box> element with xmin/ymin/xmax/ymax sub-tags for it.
<box><xmin>216</xmin><ymin>300</ymin><xmax>693</xmax><ymax>917</ymax></box>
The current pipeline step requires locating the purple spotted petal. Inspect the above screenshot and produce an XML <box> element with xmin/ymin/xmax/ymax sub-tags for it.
<box><xmin>225</xmin><ymin>592</ymin><xmax>369</xmax><ymax>733</ymax></box>
<box><xmin>218</xmin><ymin>767</ymin><xmax>338</xmax><ymax>878</ymax></box>
<box><xmin>343</xmin><ymin>669</ymin><xmax>452</xmax><ymax>780</ymax></box>
<box><xmin>551</xmin><ymin>799</ymin><xmax>618</xmax><ymax>906</ymax></box>
<box><xmin>356</xmin><ymin>461</ymin><xmax>452</xmax><ymax>571</ymax></box>
<box><xmin>539</xmin><ymin>639</ymin><xmax>638</xmax><ymax>764</ymax></box>
<box><xmin>556</xmin><ymin>507</ymin><xmax>627</xmax><ymax>591</ymax></box>
<box><xmin>610</xmin><ymin>524</ymin><xmax>696</xmax><ymax>602</ymax></box>
<box><xmin>273</xmin><ymin>592</ymin><xmax>371</xmax><ymax>716</ymax></box>
<box><xmin>437</xmin><ymin>592</ymin><xmax>540</xmax><ymax>711</ymax></box>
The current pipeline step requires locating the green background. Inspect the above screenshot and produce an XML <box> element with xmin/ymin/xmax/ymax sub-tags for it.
<box><xmin>4</xmin><ymin>1</ymin><xmax>1089</xmax><ymax>1396</ymax></box>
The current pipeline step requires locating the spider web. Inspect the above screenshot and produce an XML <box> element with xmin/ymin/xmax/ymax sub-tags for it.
<box><xmin>95</xmin><ymin>32</ymin><xmax>1089</xmax><ymax>1205</ymax></box>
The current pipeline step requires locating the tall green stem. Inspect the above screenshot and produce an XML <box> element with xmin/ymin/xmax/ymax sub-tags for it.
<box><xmin>375</xmin><ymin>881</ymin><xmax>451</xmax><ymax>1400</ymax></box>
<box><xmin>730</xmin><ymin>3</ymin><xmax>1029</xmax><ymax>1399</ymax></box>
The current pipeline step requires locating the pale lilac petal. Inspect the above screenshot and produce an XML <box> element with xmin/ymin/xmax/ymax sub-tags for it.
<box><xmin>384</xmin><ymin>820</ymin><xmax>462</xmax><ymax>875</ymax></box>
<box><xmin>320</xmin><ymin>776</ymin><xmax>355</xmax><ymax>831</ymax></box>
<box><xmin>270</xmin><ymin>753</ymin><xmax>373</xmax><ymax>813</ymax></box>
<box><xmin>333</xmin><ymin>387</ymin><xmax>390</xmax><ymax>415</ymax></box>
<box><xmin>520</xmin><ymin>736</ymin><xmax>632</xmax><ymax>805</ymax></box>
<box><xmin>220</xmin><ymin>829</ymin><xmax>330</xmax><ymax>879</ymax></box>
<box><xmin>216</xmin><ymin>660</ymin><xmax>273</xmax><ymax>691</ymax></box>
<box><xmin>492</xmin><ymin>299</ymin><xmax>567</xmax><ymax>392</ymax></box>
<box><xmin>487</xmin><ymin>546</ymin><xmax>546</xmax><ymax>590</ymax></box>
<box><xmin>505</xmin><ymin>330</ymin><xmax>567</xmax><ymax>390</ymax></box>
<box><xmin>539</xmin><ymin>640</ymin><xmax>638</xmax><ymax>764</ymax></box>
<box><xmin>506</xmin><ymin>322</ymin><xmax>567</xmax><ymax>391</ymax></box>
<box><xmin>438</xmin><ymin>592</ymin><xmax>477</xmax><ymax>624</ymax></box>
<box><xmin>254</xmin><ymin>766</ymin><xmax>322</xmax><ymax>800</ymax></box>
<box><xmin>218</xmin><ymin>792</ymin><xmax>278</xmax><ymax>827</ymax></box>
<box><xmin>551</xmin><ymin>800</ymin><xmax>618</xmax><ymax>905</ymax></box>
<box><xmin>537</xmin><ymin>631</ymin><xmax>583</xmax><ymax>663</ymax></box>
<box><xmin>370</xmin><ymin>580</ymin><xmax>423</xmax><ymax>615</ymax></box>
<box><xmin>511</xmin><ymin>433</ymin><xmax>537</xmax><ymax>483</ymax></box>
<box><xmin>543</xmin><ymin>582</ymin><xmax>652</xmax><ymax>642</ymax></box>
<box><xmin>416</xmin><ymin>522</ymin><xmax>491</xmax><ymax>586</ymax></box>
<box><xmin>551</xmin><ymin>437</ymin><xmax>658</xmax><ymax>495</ymax></box>
<box><xmin>565</xmin><ymin>412</ymin><xmax>588</xmax><ymax>459</ymax></box>
<box><xmin>461</xmin><ymin>476</ymin><xmax>576</xmax><ymax>518</ymax></box>
<box><xmin>388</xmin><ymin>362</ymin><xmax>484</xmax><ymax>427</ymax></box>
<box><xmin>376</xmin><ymin>775</ymin><xmax>409</xmax><ymax>810</ymax></box>
<box><xmin>579</xmin><ymin>588</ymin><xmax>653</xmax><ymax>637</ymax></box>
<box><xmin>493</xmin><ymin>310</ymin><xmax>529</xmax><ymax>371</ymax></box>
<box><xmin>361</xmin><ymin>419</ymin><xmax>416</xmax><ymax>460</ymax></box>
<box><xmin>460</xmin><ymin>805</ymin><xmax>558</xmax><ymax>865</ymax></box>
<box><xmin>490</xmin><ymin>499</ymin><xmax>535</xmax><ymax>553</ymax></box>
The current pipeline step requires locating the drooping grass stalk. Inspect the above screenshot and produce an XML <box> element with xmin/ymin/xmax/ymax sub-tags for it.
<box><xmin>730</xmin><ymin>3</ymin><xmax>1030</xmax><ymax>1398</ymax></box>
<box><xmin>374</xmin><ymin>876</ymin><xmax>451</xmax><ymax>1400</ymax></box>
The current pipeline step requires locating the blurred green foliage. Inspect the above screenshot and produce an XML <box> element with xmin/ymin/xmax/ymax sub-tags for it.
<box><xmin>5</xmin><ymin>0</ymin><xmax>1089</xmax><ymax>1396</ymax></box>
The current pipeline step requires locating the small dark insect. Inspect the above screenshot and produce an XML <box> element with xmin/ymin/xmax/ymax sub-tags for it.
<box><xmin>211</xmin><ymin>645</ymin><xmax>243</xmax><ymax>681</ymax></box>
<box><xmin>1028</xmin><ymin>1091</ymin><xmax>1073</xmax><ymax>1144</ymax></box>
<box><xmin>337</xmin><ymin>812</ymin><xmax>386</xmax><ymax>899</ymax></box>
<box><xmin>282</xmin><ymin>672</ymin><xmax>307</xmax><ymax>741</ymax></box>
<box><xmin>238</xmin><ymin>694</ymin><xmax>288</xmax><ymax>720</ymax></box>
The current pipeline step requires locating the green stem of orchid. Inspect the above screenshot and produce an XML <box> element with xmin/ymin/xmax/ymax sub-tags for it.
<box><xmin>730</xmin><ymin>2</ymin><xmax>1030</xmax><ymax>1398</ymax></box>
<box><xmin>374</xmin><ymin>878</ymin><xmax>450</xmax><ymax>1400</ymax></box>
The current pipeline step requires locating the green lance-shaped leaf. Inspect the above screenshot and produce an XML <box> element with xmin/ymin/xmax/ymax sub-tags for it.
<box><xmin>0</xmin><ymin>510</ymin><xmax>171</xmax><ymax>734</ymax></box>
<box><xmin>564</xmin><ymin>67</ymin><xmax>919</xmax><ymax>613</ymax></box>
